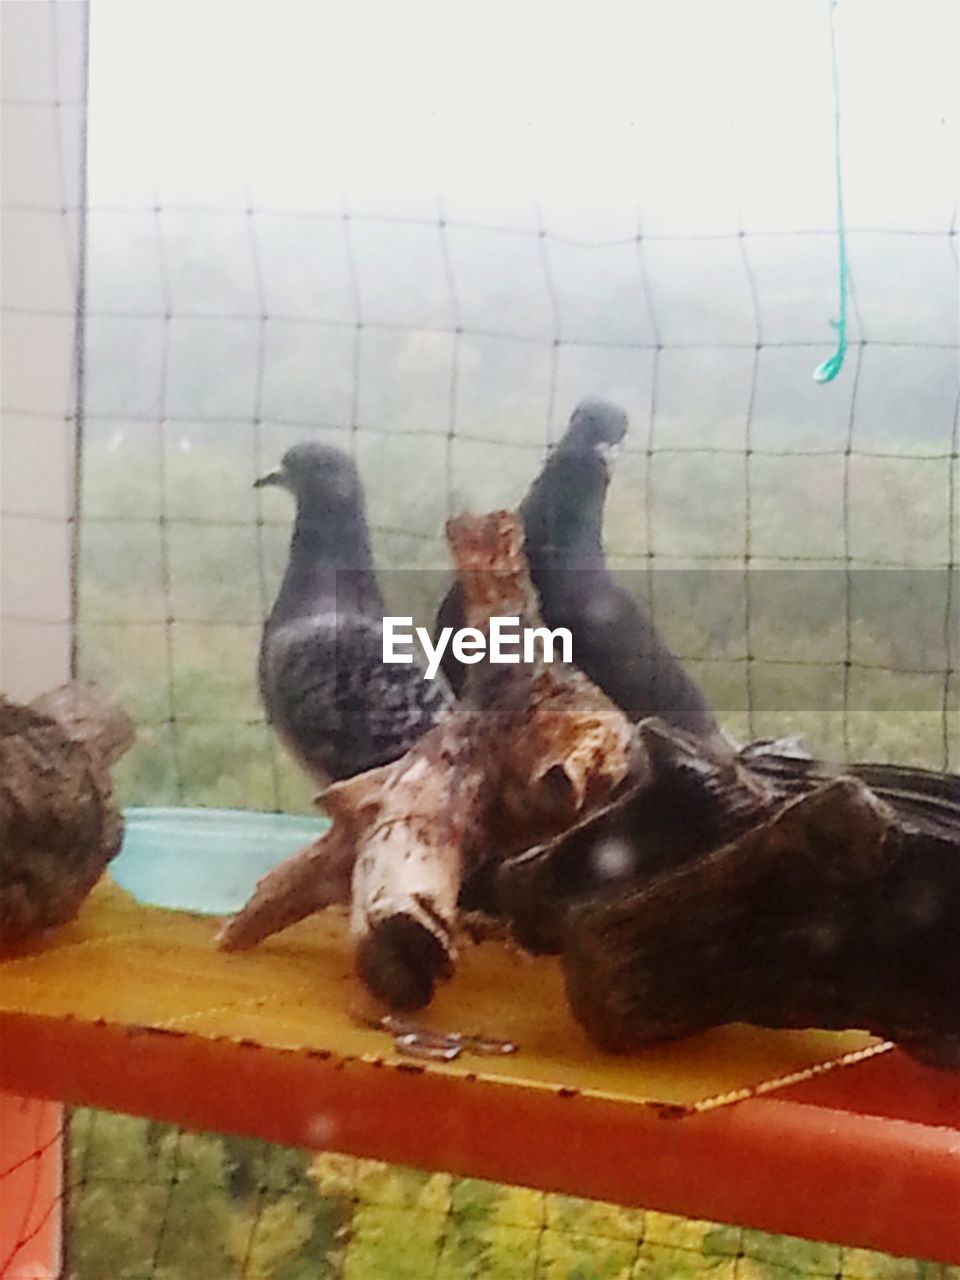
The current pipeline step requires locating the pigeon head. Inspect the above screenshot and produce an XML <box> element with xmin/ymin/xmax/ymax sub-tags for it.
<box><xmin>255</xmin><ymin>442</ymin><xmax>362</xmax><ymax>514</ymax></box>
<box><xmin>519</xmin><ymin>399</ymin><xmax>628</xmax><ymax>567</ymax></box>
<box><xmin>559</xmin><ymin>398</ymin><xmax>629</xmax><ymax>467</ymax></box>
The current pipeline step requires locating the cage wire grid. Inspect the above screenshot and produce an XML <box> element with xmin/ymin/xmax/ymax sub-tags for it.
<box><xmin>4</xmin><ymin>203</ymin><xmax>957</xmax><ymax>772</ymax></box>
<box><xmin>1</xmin><ymin>0</ymin><xmax>959</xmax><ymax>1275</ymax></box>
<box><xmin>7</xmin><ymin>204</ymin><xmax>957</xmax><ymax>807</ymax></box>
<box><xmin>47</xmin><ymin>205</ymin><xmax>960</xmax><ymax>814</ymax></box>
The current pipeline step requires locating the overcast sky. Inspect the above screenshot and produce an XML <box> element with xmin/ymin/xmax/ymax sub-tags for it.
<box><xmin>87</xmin><ymin>0</ymin><xmax>956</xmax><ymax>236</ymax></box>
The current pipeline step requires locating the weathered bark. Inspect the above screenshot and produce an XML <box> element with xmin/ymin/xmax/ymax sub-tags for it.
<box><xmin>493</xmin><ymin>719</ymin><xmax>773</xmax><ymax>953</ymax></box>
<box><xmin>741</xmin><ymin>743</ymin><xmax>960</xmax><ymax>840</ymax></box>
<box><xmin>0</xmin><ymin>681</ymin><xmax>134</xmax><ymax>948</ymax></box>
<box><xmin>333</xmin><ymin>711</ymin><xmax>487</xmax><ymax>1009</ymax></box>
<box><xmin>556</xmin><ymin>764</ymin><xmax>960</xmax><ymax>1069</ymax></box>
<box><xmin>216</xmin><ymin>826</ymin><xmax>354</xmax><ymax>952</ymax></box>
<box><xmin>221</xmin><ymin>511</ymin><xmax>634</xmax><ymax>1008</ymax></box>
<box><xmin>28</xmin><ymin>681</ymin><xmax>134</xmax><ymax>770</ymax></box>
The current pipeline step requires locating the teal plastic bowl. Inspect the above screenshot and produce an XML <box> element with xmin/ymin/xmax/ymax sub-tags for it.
<box><xmin>110</xmin><ymin>807</ymin><xmax>330</xmax><ymax>916</ymax></box>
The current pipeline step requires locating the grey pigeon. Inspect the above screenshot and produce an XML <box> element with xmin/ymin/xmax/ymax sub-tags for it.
<box><xmin>256</xmin><ymin>442</ymin><xmax>453</xmax><ymax>784</ymax></box>
<box><xmin>435</xmin><ymin>398</ymin><xmax>726</xmax><ymax>747</ymax></box>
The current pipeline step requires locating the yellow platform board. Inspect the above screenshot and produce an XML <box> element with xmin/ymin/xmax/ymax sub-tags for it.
<box><xmin>0</xmin><ymin>879</ymin><xmax>876</xmax><ymax>1109</ymax></box>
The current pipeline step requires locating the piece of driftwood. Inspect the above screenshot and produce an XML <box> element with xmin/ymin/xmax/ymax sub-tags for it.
<box><xmin>493</xmin><ymin>720</ymin><xmax>773</xmax><ymax>953</ymax></box>
<box><xmin>215</xmin><ymin>824</ymin><xmax>356</xmax><ymax>952</ymax></box>
<box><xmin>220</xmin><ymin>511</ymin><xmax>634</xmax><ymax>1008</ymax></box>
<box><xmin>741</xmin><ymin>742</ymin><xmax>960</xmax><ymax>841</ymax></box>
<box><xmin>223</xmin><ymin>510</ymin><xmax>957</xmax><ymax>1061</ymax></box>
<box><xmin>555</xmin><ymin>761</ymin><xmax>960</xmax><ymax>1069</ymax></box>
<box><xmin>0</xmin><ymin>681</ymin><xmax>135</xmax><ymax>948</ymax></box>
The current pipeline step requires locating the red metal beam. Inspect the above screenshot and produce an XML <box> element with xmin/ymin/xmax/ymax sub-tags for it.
<box><xmin>3</xmin><ymin>1011</ymin><xmax>957</xmax><ymax>1264</ymax></box>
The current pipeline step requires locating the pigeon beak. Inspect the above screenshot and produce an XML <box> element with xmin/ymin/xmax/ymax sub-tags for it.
<box><xmin>254</xmin><ymin>466</ymin><xmax>286</xmax><ymax>489</ymax></box>
<box><xmin>594</xmin><ymin>441</ymin><xmax>621</xmax><ymax>466</ymax></box>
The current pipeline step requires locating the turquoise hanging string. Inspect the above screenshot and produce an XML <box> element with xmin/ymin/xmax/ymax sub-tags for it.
<box><xmin>813</xmin><ymin>0</ymin><xmax>848</xmax><ymax>384</ymax></box>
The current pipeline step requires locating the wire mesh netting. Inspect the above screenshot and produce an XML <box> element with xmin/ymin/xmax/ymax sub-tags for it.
<box><xmin>68</xmin><ymin>204</ymin><xmax>958</xmax><ymax>813</ymax></box>
<box><xmin>2</xmin><ymin>0</ymin><xmax>958</xmax><ymax>1277</ymax></box>
<box><xmin>5</xmin><ymin>0</ymin><xmax>956</xmax><ymax>800</ymax></box>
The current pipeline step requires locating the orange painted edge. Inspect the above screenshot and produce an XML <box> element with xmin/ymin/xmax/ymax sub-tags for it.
<box><xmin>2</xmin><ymin>1012</ymin><xmax>958</xmax><ymax>1264</ymax></box>
<box><xmin>779</xmin><ymin>1049</ymin><xmax>960</xmax><ymax>1128</ymax></box>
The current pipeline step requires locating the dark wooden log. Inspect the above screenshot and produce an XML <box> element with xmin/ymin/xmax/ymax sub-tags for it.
<box><xmin>741</xmin><ymin>742</ymin><xmax>960</xmax><ymax>840</ymax></box>
<box><xmin>559</xmin><ymin>771</ymin><xmax>960</xmax><ymax>1069</ymax></box>
<box><xmin>492</xmin><ymin>720</ymin><xmax>773</xmax><ymax>953</ymax></box>
<box><xmin>0</xmin><ymin>681</ymin><xmax>134</xmax><ymax>948</ymax></box>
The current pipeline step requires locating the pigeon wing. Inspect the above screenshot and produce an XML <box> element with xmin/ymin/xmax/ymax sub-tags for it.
<box><xmin>262</xmin><ymin>612</ymin><xmax>453</xmax><ymax>782</ymax></box>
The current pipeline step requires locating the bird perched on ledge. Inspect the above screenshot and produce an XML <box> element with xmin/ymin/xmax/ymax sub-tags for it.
<box><xmin>435</xmin><ymin>398</ymin><xmax>726</xmax><ymax>749</ymax></box>
<box><xmin>256</xmin><ymin>442</ymin><xmax>453</xmax><ymax>784</ymax></box>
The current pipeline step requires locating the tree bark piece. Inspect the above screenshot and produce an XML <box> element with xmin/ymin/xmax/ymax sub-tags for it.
<box><xmin>221</xmin><ymin>511</ymin><xmax>634</xmax><ymax>1008</ymax></box>
<box><xmin>0</xmin><ymin>681</ymin><xmax>134</xmax><ymax>948</ymax></box>
<box><xmin>559</xmin><ymin>770</ymin><xmax>960</xmax><ymax>1069</ymax></box>
<box><xmin>216</xmin><ymin>826</ymin><xmax>354</xmax><ymax>952</ymax></box>
<box><xmin>348</xmin><ymin>717</ymin><xmax>486</xmax><ymax>1008</ymax></box>
<box><xmin>493</xmin><ymin>719</ymin><xmax>773</xmax><ymax>953</ymax></box>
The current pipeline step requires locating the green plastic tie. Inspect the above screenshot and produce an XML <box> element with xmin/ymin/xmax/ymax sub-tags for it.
<box><xmin>813</xmin><ymin>0</ymin><xmax>848</xmax><ymax>385</ymax></box>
